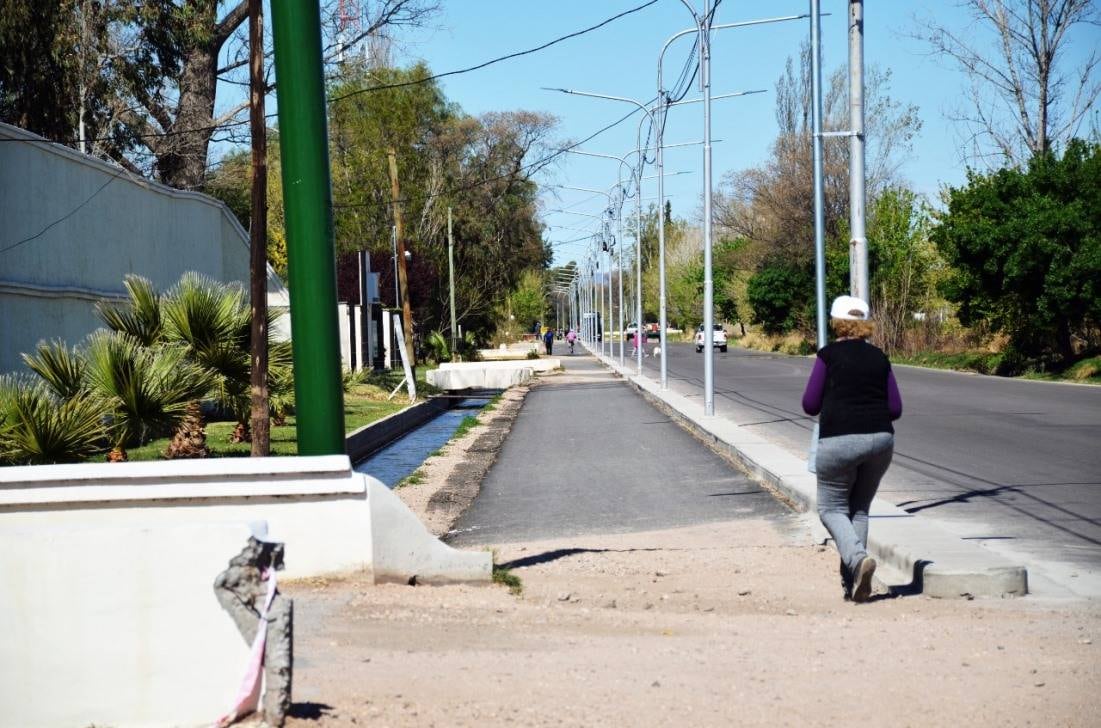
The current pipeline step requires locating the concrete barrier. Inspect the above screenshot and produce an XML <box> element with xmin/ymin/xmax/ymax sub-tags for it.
<box><xmin>0</xmin><ymin>455</ymin><xmax>489</xmax><ymax>583</ymax></box>
<box><xmin>427</xmin><ymin>366</ymin><xmax>534</xmax><ymax>390</ymax></box>
<box><xmin>439</xmin><ymin>359</ymin><xmax>561</xmax><ymax>373</ymax></box>
<box><xmin>0</xmin><ymin>455</ymin><xmax>491</xmax><ymax>724</ymax></box>
<box><xmin>0</xmin><ymin>520</ymin><xmax>255</xmax><ymax>726</ymax></box>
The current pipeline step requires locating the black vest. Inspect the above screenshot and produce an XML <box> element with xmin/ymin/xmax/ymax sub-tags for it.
<box><xmin>818</xmin><ymin>339</ymin><xmax>894</xmax><ymax>438</ymax></box>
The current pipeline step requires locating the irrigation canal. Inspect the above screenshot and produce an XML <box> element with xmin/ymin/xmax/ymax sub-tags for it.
<box><xmin>353</xmin><ymin>395</ymin><xmax>493</xmax><ymax>488</ymax></box>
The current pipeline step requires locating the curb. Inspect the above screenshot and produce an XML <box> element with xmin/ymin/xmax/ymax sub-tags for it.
<box><xmin>589</xmin><ymin>348</ymin><xmax>1029</xmax><ymax>599</ymax></box>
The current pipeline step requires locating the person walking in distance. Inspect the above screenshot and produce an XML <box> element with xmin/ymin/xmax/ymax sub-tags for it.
<box><xmin>543</xmin><ymin>327</ymin><xmax>555</xmax><ymax>356</ymax></box>
<box><xmin>801</xmin><ymin>296</ymin><xmax>903</xmax><ymax>602</ymax></box>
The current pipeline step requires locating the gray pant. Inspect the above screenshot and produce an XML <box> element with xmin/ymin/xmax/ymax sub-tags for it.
<box><xmin>815</xmin><ymin>432</ymin><xmax>894</xmax><ymax>572</ymax></box>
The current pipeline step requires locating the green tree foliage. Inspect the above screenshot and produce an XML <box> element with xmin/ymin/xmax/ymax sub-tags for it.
<box><xmin>0</xmin><ymin>1</ymin><xmax>77</xmax><ymax>140</ymax></box>
<box><xmin>866</xmin><ymin>188</ymin><xmax>944</xmax><ymax>353</ymax></box>
<box><xmin>747</xmin><ymin>262</ymin><xmax>814</xmax><ymax>335</ymax></box>
<box><xmin>933</xmin><ymin>139</ymin><xmax>1101</xmax><ymax>367</ymax></box>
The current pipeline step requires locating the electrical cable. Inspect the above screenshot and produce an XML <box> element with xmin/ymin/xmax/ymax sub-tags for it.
<box><xmin>0</xmin><ymin>1</ymin><xmax>659</xmax><ymax>149</ymax></box>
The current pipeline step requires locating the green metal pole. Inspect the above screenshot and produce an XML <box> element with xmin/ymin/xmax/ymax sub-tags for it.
<box><xmin>270</xmin><ymin>0</ymin><xmax>345</xmax><ymax>455</ymax></box>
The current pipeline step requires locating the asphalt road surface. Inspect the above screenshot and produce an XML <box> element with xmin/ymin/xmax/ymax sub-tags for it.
<box><xmin>447</xmin><ymin>356</ymin><xmax>790</xmax><ymax>547</ymax></box>
<box><xmin>639</xmin><ymin>342</ymin><xmax>1101</xmax><ymax>592</ymax></box>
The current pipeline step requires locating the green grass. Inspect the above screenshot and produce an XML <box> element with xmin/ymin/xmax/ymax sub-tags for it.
<box><xmin>895</xmin><ymin>351</ymin><xmax>1101</xmax><ymax>383</ymax></box>
<box><xmin>126</xmin><ymin>383</ymin><xmax>413</xmax><ymax>461</ymax></box>
<box><xmin>396</xmin><ymin>468</ymin><xmax>426</xmax><ymax>488</ymax></box>
<box><xmin>492</xmin><ymin>564</ymin><xmax>523</xmax><ymax>595</ymax></box>
<box><xmin>451</xmin><ymin>415</ymin><xmax>480</xmax><ymax>441</ymax></box>
<box><xmin>893</xmin><ymin>350</ymin><xmax>1005</xmax><ymax>375</ymax></box>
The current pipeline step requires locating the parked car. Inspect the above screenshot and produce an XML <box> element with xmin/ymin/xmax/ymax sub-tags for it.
<box><xmin>694</xmin><ymin>324</ymin><xmax>728</xmax><ymax>352</ymax></box>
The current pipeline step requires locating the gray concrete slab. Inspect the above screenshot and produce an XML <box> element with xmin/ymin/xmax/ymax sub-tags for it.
<box><xmin>447</xmin><ymin>356</ymin><xmax>791</xmax><ymax>547</ymax></box>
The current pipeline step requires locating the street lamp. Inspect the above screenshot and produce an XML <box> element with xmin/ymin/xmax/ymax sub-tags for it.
<box><xmin>657</xmin><ymin>9</ymin><xmax>814</xmax><ymax>411</ymax></box>
<box><xmin>556</xmin><ymin>180</ymin><xmax>628</xmax><ymax>364</ymax></box>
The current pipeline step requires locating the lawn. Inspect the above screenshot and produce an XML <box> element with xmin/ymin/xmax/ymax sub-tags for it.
<box><xmin>127</xmin><ymin>369</ymin><xmax>440</xmax><ymax>461</ymax></box>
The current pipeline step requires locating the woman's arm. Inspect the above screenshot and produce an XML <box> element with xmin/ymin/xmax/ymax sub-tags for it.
<box><xmin>802</xmin><ymin>357</ymin><xmax>826</xmax><ymax>415</ymax></box>
<box><xmin>887</xmin><ymin>370</ymin><xmax>903</xmax><ymax>420</ymax></box>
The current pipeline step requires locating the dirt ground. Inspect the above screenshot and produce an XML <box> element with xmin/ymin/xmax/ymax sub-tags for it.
<box><xmin>282</xmin><ymin>380</ymin><xmax>1100</xmax><ymax>728</ymax></box>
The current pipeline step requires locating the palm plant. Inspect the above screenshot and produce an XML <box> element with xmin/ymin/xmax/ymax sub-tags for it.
<box><xmin>22</xmin><ymin>340</ymin><xmax>88</xmax><ymax>401</ymax></box>
<box><xmin>83</xmin><ymin>331</ymin><xmax>214</xmax><ymax>461</ymax></box>
<box><xmin>95</xmin><ymin>274</ymin><xmax>164</xmax><ymax>346</ymax></box>
<box><xmin>163</xmin><ymin>272</ymin><xmax>297</xmax><ymax>444</ymax></box>
<box><xmin>425</xmin><ymin>330</ymin><xmax>451</xmax><ymax>364</ymax></box>
<box><xmin>160</xmin><ymin>273</ymin><xmax>249</xmax><ymax>451</ymax></box>
<box><xmin>0</xmin><ymin>375</ymin><xmax>105</xmax><ymax>465</ymax></box>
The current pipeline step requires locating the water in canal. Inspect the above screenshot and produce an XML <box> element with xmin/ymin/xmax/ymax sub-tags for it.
<box><xmin>353</xmin><ymin>396</ymin><xmax>491</xmax><ymax>488</ymax></box>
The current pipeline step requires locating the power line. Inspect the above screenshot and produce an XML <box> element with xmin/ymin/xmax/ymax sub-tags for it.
<box><xmin>329</xmin><ymin>0</ymin><xmax>659</xmax><ymax>103</ymax></box>
<box><xmin>0</xmin><ymin>1</ymin><xmax>659</xmax><ymax>149</ymax></box>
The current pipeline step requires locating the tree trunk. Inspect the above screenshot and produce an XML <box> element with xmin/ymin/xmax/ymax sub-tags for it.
<box><xmin>248</xmin><ymin>0</ymin><xmax>271</xmax><ymax>456</ymax></box>
<box><xmin>155</xmin><ymin>6</ymin><xmax>220</xmax><ymax>189</ymax></box>
<box><xmin>165</xmin><ymin>400</ymin><xmax>210</xmax><ymax>459</ymax></box>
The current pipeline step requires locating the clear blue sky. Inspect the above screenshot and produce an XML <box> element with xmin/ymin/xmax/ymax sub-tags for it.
<box><xmin>353</xmin><ymin>1</ymin><xmax>1100</xmax><ymax>265</ymax></box>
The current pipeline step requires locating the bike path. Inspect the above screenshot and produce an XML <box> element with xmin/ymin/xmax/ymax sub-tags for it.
<box><xmin>447</xmin><ymin>354</ymin><xmax>790</xmax><ymax>547</ymax></box>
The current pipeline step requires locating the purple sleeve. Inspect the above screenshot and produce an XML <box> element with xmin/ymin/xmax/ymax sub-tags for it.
<box><xmin>887</xmin><ymin>370</ymin><xmax>903</xmax><ymax>420</ymax></box>
<box><xmin>802</xmin><ymin>357</ymin><xmax>826</xmax><ymax>415</ymax></box>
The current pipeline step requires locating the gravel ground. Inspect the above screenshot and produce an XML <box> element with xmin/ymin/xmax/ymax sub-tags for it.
<box><xmin>280</xmin><ymin>372</ymin><xmax>1100</xmax><ymax>728</ymax></box>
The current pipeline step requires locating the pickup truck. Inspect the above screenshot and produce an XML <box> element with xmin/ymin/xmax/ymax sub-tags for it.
<box><xmin>694</xmin><ymin>324</ymin><xmax>728</xmax><ymax>353</ymax></box>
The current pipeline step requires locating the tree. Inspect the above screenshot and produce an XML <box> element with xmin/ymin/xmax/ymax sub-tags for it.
<box><xmin>715</xmin><ymin>45</ymin><xmax>921</xmax><ymax>269</ymax></box>
<box><xmin>866</xmin><ymin>188</ymin><xmax>945</xmax><ymax>354</ymax></box>
<box><xmin>0</xmin><ymin>1</ymin><xmax>77</xmax><ymax>140</ymax></box>
<box><xmin>932</xmin><ymin>139</ymin><xmax>1101</xmax><ymax>367</ymax></box>
<box><xmin>916</xmin><ymin>0</ymin><xmax>1101</xmax><ymax>165</ymax></box>
<box><xmin>747</xmin><ymin>261</ymin><xmax>814</xmax><ymax>335</ymax></box>
<box><xmin>1</xmin><ymin>1</ymin><xmax>438</xmax><ymax>188</ymax></box>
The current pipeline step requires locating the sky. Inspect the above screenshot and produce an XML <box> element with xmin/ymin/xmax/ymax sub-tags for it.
<box><xmin>311</xmin><ymin>1</ymin><xmax>1101</xmax><ymax>266</ymax></box>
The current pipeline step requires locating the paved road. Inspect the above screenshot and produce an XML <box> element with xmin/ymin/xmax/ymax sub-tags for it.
<box><xmin>636</xmin><ymin>343</ymin><xmax>1101</xmax><ymax>590</ymax></box>
<box><xmin>448</xmin><ymin>355</ymin><xmax>790</xmax><ymax>547</ymax></box>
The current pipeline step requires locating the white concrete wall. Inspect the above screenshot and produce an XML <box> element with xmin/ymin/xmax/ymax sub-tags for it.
<box><xmin>0</xmin><ymin>455</ymin><xmax>490</xmax><ymax>725</ymax></box>
<box><xmin>0</xmin><ymin>520</ymin><xmax>254</xmax><ymax>727</ymax></box>
<box><xmin>0</xmin><ymin>122</ymin><xmax>287</xmax><ymax>373</ymax></box>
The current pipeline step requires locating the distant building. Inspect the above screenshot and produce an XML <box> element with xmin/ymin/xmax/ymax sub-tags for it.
<box><xmin>0</xmin><ymin>122</ymin><xmax>287</xmax><ymax>373</ymax></box>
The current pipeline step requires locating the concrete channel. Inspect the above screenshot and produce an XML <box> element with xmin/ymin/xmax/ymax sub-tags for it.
<box><xmin>349</xmin><ymin>392</ymin><xmax>496</xmax><ymax>487</ymax></box>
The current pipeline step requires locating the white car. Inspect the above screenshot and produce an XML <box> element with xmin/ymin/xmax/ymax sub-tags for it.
<box><xmin>694</xmin><ymin>324</ymin><xmax>728</xmax><ymax>353</ymax></box>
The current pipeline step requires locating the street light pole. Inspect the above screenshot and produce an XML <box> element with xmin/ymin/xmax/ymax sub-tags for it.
<box><xmin>849</xmin><ymin>0</ymin><xmax>868</xmax><ymax>302</ymax></box>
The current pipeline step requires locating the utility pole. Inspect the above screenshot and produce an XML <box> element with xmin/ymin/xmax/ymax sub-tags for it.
<box><xmin>387</xmin><ymin>149</ymin><xmax>415</xmax><ymax>363</ymax></box>
<box><xmin>448</xmin><ymin>206</ymin><xmax>458</xmax><ymax>360</ymax></box>
<box><xmin>848</xmin><ymin>0</ymin><xmax>868</xmax><ymax>302</ymax></box>
<box><xmin>248</xmin><ymin>0</ymin><xmax>270</xmax><ymax>456</ymax></box>
<box><xmin>700</xmin><ymin>0</ymin><xmax>716</xmax><ymax>416</ymax></box>
<box><xmin>270</xmin><ymin>0</ymin><xmax>345</xmax><ymax>455</ymax></box>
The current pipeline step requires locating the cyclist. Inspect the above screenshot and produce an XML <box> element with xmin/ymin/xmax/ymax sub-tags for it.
<box><xmin>565</xmin><ymin>328</ymin><xmax>577</xmax><ymax>355</ymax></box>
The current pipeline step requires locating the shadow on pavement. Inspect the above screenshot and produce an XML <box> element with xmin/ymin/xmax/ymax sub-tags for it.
<box><xmin>498</xmin><ymin>546</ymin><xmax>665</xmax><ymax>571</ymax></box>
<box><xmin>289</xmin><ymin>702</ymin><xmax>335</xmax><ymax>720</ymax></box>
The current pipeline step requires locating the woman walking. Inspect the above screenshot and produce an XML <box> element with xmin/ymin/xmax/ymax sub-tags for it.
<box><xmin>801</xmin><ymin>296</ymin><xmax>903</xmax><ymax>603</ymax></box>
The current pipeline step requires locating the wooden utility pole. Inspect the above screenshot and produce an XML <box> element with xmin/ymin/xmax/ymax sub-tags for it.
<box><xmin>248</xmin><ymin>0</ymin><xmax>270</xmax><ymax>455</ymax></box>
<box><xmin>387</xmin><ymin>148</ymin><xmax>415</xmax><ymax>363</ymax></box>
<box><xmin>448</xmin><ymin>206</ymin><xmax>458</xmax><ymax>361</ymax></box>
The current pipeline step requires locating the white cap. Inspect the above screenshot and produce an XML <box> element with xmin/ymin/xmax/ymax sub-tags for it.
<box><xmin>830</xmin><ymin>295</ymin><xmax>870</xmax><ymax>320</ymax></box>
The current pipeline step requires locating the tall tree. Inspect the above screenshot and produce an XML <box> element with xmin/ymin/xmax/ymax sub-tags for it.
<box><xmin>932</xmin><ymin>139</ymin><xmax>1101</xmax><ymax>366</ymax></box>
<box><xmin>916</xmin><ymin>0</ymin><xmax>1101</xmax><ymax>165</ymax></box>
<box><xmin>715</xmin><ymin>45</ymin><xmax>920</xmax><ymax>269</ymax></box>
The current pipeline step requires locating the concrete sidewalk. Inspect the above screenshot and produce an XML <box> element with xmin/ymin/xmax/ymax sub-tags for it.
<box><xmin>447</xmin><ymin>355</ymin><xmax>790</xmax><ymax>547</ymax></box>
<box><xmin>587</xmin><ymin>343</ymin><xmax>1029</xmax><ymax>599</ymax></box>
